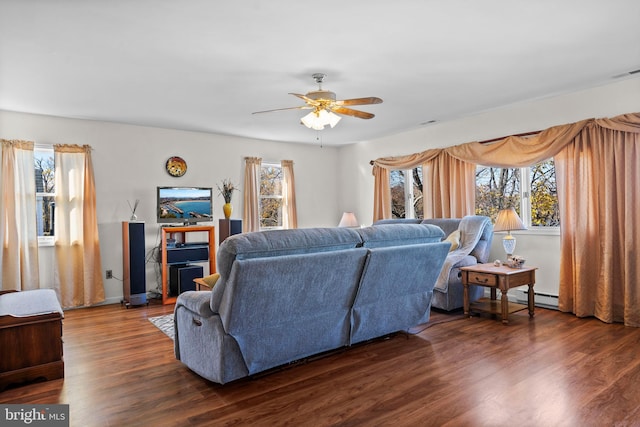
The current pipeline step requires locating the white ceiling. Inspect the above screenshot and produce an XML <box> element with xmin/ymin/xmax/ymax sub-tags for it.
<box><xmin>1</xmin><ymin>1</ymin><xmax>639</xmax><ymax>146</ymax></box>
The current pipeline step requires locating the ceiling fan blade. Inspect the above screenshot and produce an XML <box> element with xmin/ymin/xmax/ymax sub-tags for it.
<box><xmin>331</xmin><ymin>106</ymin><xmax>375</xmax><ymax>119</ymax></box>
<box><xmin>252</xmin><ymin>105</ymin><xmax>311</xmax><ymax>114</ymax></box>
<box><xmin>289</xmin><ymin>93</ymin><xmax>321</xmax><ymax>106</ymax></box>
<box><xmin>335</xmin><ymin>97</ymin><xmax>383</xmax><ymax>106</ymax></box>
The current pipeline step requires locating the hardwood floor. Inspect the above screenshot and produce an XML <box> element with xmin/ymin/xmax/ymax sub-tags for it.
<box><xmin>2</xmin><ymin>301</ymin><xmax>640</xmax><ymax>426</ymax></box>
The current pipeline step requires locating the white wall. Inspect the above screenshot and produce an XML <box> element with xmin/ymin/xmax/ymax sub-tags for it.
<box><xmin>0</xmin><ymin>112</ymin><xmax>340</xmax><ymax>303</ymax></box>
<box><xmin>1</xmin><ymin>76</ymin><xmax>638</xmax><ymax>304</ymax></box>
<box><xmin>337</xmin><ymin>76</ymin><xmax>640</xmax><ymax>299</ymax></box>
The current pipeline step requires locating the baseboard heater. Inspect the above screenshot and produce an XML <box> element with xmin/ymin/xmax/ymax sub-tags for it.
<box><xmin>515</xmin><ymin>290</ymin><xmax>559</xmax><ymax>310</ymax></box>
<box><xmin>482</xmin><ymin>289</ymin><xmax>559</xmax><ymax>309</ymax></box>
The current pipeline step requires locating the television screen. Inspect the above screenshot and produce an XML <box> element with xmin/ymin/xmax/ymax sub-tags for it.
<box><xmin>157</xmin><ymin>187</ymin><xmax>213</xmax><ymax>224</ymax></box>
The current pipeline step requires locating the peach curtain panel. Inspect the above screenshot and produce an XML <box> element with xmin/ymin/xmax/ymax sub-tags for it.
<box><xmin>281</xmin><ymin>160</ymin><xmax>298</xmax><ymax>229</ymax></box>
<box><xmin>555</xmin><ymin>114</ymin><xmax>640</xmax><ymax>326</ymax></box>
<box><xmin>371</xmin><ymin>165</ymin><xmax>391</xmax><ymax>221</ymax></box>
<box><xmin>0</xmin><ymin>139</ymin><xmax>40</xmax><ymax>291</ymax></box>
<box><xmin>423</xmin><ymin>151</ymin><xmax>477</xmax><ymax>218</ymax></box>
<box><xmin>53</xmin><ymin>144</ymin><xmax>104</xmax><ymax>307</ymax></box>
<box><xmin>243</xmin><ymin>157</ymin><xmax>262</xmax><ymax>232</ymax></box>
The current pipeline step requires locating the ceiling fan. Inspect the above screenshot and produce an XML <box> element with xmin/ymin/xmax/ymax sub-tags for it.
<box><xmin>252</xmin><ymin>73</ymin><xmax>383</xmax><ymax>130</ymax></box>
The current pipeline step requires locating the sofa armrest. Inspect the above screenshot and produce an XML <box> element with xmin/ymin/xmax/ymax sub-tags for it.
<box><xmin>451</xmin><ymin>255</ymin><xmax>478</xmax><ymax>269</ymax></box>
<box><xmin>174</xmin><ymin>290</ymin><xmax>249</xmax><ymax>384</ymax></box>
<box><xmin>174</xmin><ymin>291</ymin><xmax>214</xmax><ymax>317</ymax></box>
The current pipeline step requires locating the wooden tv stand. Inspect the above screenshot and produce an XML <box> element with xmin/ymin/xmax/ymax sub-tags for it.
<box><xmin>160</xmin><ymin>225</ymin><xmax>216</xmax><ymax>305</ymax></box>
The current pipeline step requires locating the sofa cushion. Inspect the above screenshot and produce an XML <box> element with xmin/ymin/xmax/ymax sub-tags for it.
<box><xmin>373</xmin><ymin>218</ymin><xmax>422</xmax><ymax>225</ymax></box>
<box><xmin>350</xmin><ymin>242</ymin><xmax>450</xmax><ymax>344</ymax></box>
<box><xmin>358</xmin><ymin>223</ymin><xmax>445</xmax><ymax>248</ymax></box>
<box><xmin>219</xmin><ymin>248</ymin><xmax>368</xmax><ymax>374</ymax></box>
<box><xmin>420</xmin><ymin>218</ymin><xmax>461</xmax><ymax>238</ymax></box>
<box><xmin>217</xmin><ymin>227</ymin><xmax>362</xmax><ymax>280</ymax></box>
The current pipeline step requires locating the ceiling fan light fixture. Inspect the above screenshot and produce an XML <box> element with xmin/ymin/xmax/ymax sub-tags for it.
<box><xmin>255</xmin><ymin>73</ymin><xmax>382</xmax><ymax>130</ymax></box>
<box><xmin>301</xmin><ymin>109</ymin><xmax>341</xmax><ymax>130</ymax></box>
<box><xmin>301</xmin><ymin>110</ymin><xmax>324</xmax><ymax>130</ymax></box>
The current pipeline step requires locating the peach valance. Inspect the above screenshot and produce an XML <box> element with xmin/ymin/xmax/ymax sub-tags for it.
<box><xmin>372</xmin><ymin>113</ymin><xmax>640</xmax><ymax>170</ymax></box>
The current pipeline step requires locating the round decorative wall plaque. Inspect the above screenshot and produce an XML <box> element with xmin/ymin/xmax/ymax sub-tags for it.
<box><xmin>165</xmin><ymin>156</ymin><xmax>187</xmax><ymax>177</ymax></box>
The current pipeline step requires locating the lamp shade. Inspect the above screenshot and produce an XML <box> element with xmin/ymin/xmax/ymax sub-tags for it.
<box><xmin>338</xmin><ymin>212</ymin><xmax>359</xmax><ymax>227</ymax></box>
<box><xmin>493</xmin><ymin>208</ymin><xmax>527</xmax><ymax>233</ymax></box>
<box><xmin>325</xmin><ymin>110</ymin><xmax>341</xmax><ymax>128</ymax></box>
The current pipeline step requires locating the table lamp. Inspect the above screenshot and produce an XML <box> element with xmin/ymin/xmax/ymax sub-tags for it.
<box><xmin>493</xmin><ymin>207</ymin><xmax>527</xmax><ymax>259</ymax></box>
<box><xmin>338</xmin><ymin>212</ymin><xmax>359</xmax><ymax>228</ymax></box>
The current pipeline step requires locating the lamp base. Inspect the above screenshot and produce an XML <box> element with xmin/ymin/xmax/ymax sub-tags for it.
<box><xmin>502</xmin><ymin>234</ymin><xmax>516</xmax><ymax>259</ymax></box>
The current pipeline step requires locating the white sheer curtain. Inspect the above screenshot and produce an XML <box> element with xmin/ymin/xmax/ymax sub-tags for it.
<box><xmin>243</xmin><ymin>157</ymin><xmax>262</xmax><ymax>232</ymax></box>
<box><xmin>54</xmin><ymin>144</ymin><xmax>104</xmax><ymax>307</ymax></box>
<box><xmin>0</xmin><ymin>139</ymin><xmax>40</xmax><ymax>291</ymax></box>
<box><xmin>281</xmin><ymin>160</ymin><xmax>298</xmax><ymax>229</ymax></box>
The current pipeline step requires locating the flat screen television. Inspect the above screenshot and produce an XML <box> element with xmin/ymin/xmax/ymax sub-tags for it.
<box><xmin>157</xmin><ymin>187</ymin><xmax>213</xmax><ymax>225</ymax></box>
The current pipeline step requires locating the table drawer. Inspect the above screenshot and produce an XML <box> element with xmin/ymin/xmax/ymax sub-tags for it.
<box><xmin>466</xmin><ymin>272</ymin><xmax>497</xmax><ymax>286</ymax></box>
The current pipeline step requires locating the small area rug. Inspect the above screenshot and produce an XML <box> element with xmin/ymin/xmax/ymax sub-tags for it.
<box><xmin>149</xmin><ymin>314</ymin><xmax>174</xmax><ymax>341</ymax></box>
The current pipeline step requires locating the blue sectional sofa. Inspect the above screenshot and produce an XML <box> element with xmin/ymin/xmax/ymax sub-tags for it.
<box><xmin>173</xmin><ymin>224</ymin><xmax>450</xmax><ymax>384</ymax></box>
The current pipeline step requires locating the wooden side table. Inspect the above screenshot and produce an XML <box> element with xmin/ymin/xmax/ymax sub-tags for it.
<box><xmin>461</xmin><ymin>263</ymin><xmax>537</xmax><ymax>324</ymax></box>
<box><xmin>193</xmin><ymin>273</ymin><xmax>220</xmax><ymax>291</ymax></box>
<box><xmin>193</xmin><ymin>277</ymin><xmax>212</xmax><ymax>291</ymax></box>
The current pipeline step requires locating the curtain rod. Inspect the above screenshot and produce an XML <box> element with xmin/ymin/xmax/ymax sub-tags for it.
<box><xmin>368</xmin><ymin>129</ymin><xmax>542</xmax><ymax>165</ymax></box>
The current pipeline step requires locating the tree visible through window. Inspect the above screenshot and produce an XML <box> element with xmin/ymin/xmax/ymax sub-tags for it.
<box><xmin>35</xmin><ymin>148</ymin><xmax>55</xmax><ymax>242</ymax></box>
<box><xmin>529</xmin><ymin>160</ymin><xmax>560</xmax><ymax>226</ymax></box>
<box><xmin>260</xmin><ymin>163</ymin><xmax>283</xmax><ymax>229</ymax></box>
<box><xmin>475</xmin><ymin>159</ymin><xmax>559</xmax><ymax>227</ymax></box>
<box><xmin>390</xmin><ymin>167</ymin><xmax>423</xmax><ymax>219</ymax></box>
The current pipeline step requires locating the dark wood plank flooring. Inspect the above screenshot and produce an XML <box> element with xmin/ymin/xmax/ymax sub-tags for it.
<box><xmin>2</xmin><ymin>301</ymin><xmax>640</xmax><ymax>426</ymax></box>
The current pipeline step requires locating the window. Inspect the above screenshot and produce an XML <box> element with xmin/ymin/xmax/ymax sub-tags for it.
<box><xmin>390</xmin><ymin>167</ymin><xmax>423</xmax><ymax>219</ymax></box>
<box><xmin>259</xmin><ymin>163</ymin><xmax>283</xmax><ymax>230</ymax></box>
<box><xmin>475</xmin><ymin>159</ymin><xmax>559</xmax><ymax>228</ymax></box>
<box><xmin>35</xmin><ymin>147</ymin><xmax>55</xmax><ymax>245</ymax></box>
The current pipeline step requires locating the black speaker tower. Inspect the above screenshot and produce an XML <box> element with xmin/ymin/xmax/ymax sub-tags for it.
<box><xmin>122</xmin><ymin>221</ymin><xmax>147</xmax><ymax>307</ymax></box>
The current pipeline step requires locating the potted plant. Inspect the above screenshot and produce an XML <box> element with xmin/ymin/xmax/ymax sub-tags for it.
<box><xmin>218</xmin><ymin>179</ymin><xmax>237</xmax><ymax>219</ymax></box>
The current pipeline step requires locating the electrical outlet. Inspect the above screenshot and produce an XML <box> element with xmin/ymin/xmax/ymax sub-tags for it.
<box><xmin>106</xmin><ymin>270</ymin><xmax>113</xmax><ymax>279</ymax></box>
